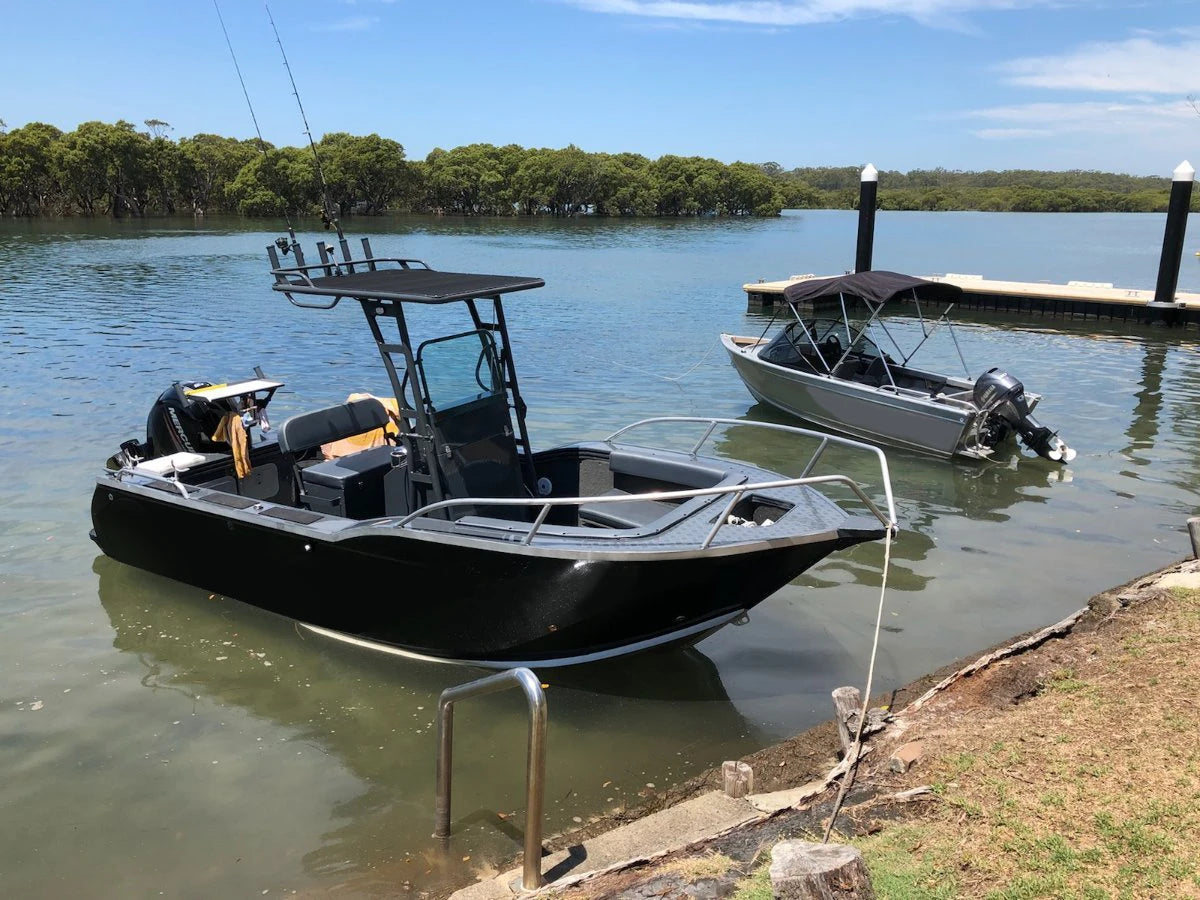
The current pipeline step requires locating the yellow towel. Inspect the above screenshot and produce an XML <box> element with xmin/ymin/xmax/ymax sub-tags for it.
<box><xmin>212</xmin><ymin>412</ymin><xmax>252</xmax><ymax>479</ymax></box>
<box><xmin>321</xmin><ymin>393</ymin><xmax>402</xmax><ymax>459</ymax></box>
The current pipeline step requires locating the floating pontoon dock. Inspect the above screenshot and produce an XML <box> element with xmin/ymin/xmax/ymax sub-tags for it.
<box><xmin>748</xmin><ymin>162</ymin><xmax>1199</xmax><ymax>327</ymax></box>
<box><xmin>744</xmin><ymin>273</ymin><xmax>1200</xmax><ymax>327</ymax></box>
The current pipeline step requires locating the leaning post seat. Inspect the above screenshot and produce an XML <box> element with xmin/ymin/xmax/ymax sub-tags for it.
<box><xmin>277</xmin><ymin>398</ymin><xmax>396</xmax><ymax>518</ymax></box>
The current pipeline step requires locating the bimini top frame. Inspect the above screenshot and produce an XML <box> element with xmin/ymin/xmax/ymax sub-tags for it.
<box><xmin>267</xmin><ymin>235</ymin><xmax>544</xmax><ymax>510</ymax></box>
<box><xmin>776</xmin><ymin>270</ymin><xmax>973</xmax><ymax>386</ymax></box>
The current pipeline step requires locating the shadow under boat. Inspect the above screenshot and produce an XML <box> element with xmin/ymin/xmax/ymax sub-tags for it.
<box><xmin>94</xmin><ymin>553</ymin><xmax>765</xmax><ymax>892</ymax></box>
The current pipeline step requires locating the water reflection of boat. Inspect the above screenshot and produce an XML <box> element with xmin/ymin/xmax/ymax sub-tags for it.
<box><xmin>547</xmin><ymin>644</ymin><xmax>734</xmax><ymax>702</ymax></box>
<box><xmin>91</xmin><ymin>239</ymin><xmax>895</xmax><ymax>667</ymax></box>
<box><xmin>94</xmin><ymin>554</ymin><xmax>763</xmax><ymax>893</ymax></box>
<box><xmin>722</xmin><ymin>272</ymin><xmax>1075</xmax><ymax>462</ymax></box>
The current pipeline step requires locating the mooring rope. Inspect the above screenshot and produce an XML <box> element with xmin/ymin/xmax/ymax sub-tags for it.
<box><xmin>823</xmin><ymin>524</ymin><xmax>894</xmax><ymax>843</ymax></box>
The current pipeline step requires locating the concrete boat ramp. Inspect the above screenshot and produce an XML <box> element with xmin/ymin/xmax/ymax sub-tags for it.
<box><xmin>451</xmin><ymin>786</ymin><xmax>799</xmax><ymax>899</ymax></box>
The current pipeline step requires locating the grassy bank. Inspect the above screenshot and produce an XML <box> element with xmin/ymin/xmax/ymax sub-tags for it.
<box><xmin>540</xmin><ymin>568</ymin><xmax>1200</xmax><ymax>900</ymax></box>
<box><xmin>846</xmin><ymin>583</ymin><xmax>1200</xmax><ymax>898</ymax></box>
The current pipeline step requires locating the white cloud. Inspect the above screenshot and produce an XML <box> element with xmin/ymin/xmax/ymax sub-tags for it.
<box><xmin>968</xmin><ymin>99</ymin><xmax>1197</xmax><ymax>140</ymax></box>
<box><xmin>313</xmin><ymin>15</ymin><xmax>379</xmax><ymax>31</ymax></box>
<box><xmin>565</xmin><ymin>0</ymin><xmax>1050</xmax><ymax>28</ymax></box>
<box><xmin>1001</xmin><ymin>35</ymin><xmax>1200</xmax><ymax>94</ymax></box>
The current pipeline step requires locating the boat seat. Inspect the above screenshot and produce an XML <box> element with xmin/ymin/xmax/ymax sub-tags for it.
<box><xmin>277</xmin><ymin>398</ymin><xmax>394</xmax><ymax>518</ymax></box>
<box><xmin>579</xmin><ymin>489</ymin><xmax>676</xmax><ymax>529</ymax></box>
<box><xmin>277</xmin><ymin>398</ymin><xmax>391</xmax><ymax>456</ymax></box>
<box><xmin>864</xmin><ymin>357</ymin><xmax>890</xmax><ymax>387</ymax></box>
<box><xmin>607</xmin><ymin>451</ymin><xmax>727</xmax><ymax>490</ymax></box>
<box><xmin>302</xmin><ymin>444</ymin><xmax>396</xmax><ymax>489</ymax></box>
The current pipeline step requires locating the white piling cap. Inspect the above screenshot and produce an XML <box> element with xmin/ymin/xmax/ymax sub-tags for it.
<box><xmin>861</xmin><ymin>164</ymin><xmax>878</xmax><ymax>183</ymax></box>
<box><xmin>1173</xmin><ymin>160</ymin><xmax>1194</xmax><ymax>182</ymax></box>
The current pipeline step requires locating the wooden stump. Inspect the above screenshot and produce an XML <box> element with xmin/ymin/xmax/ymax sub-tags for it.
<box><xmin>1188</xmin><ymin>516</ymin><xmax>1200</xmax><ymax>559</ymax></box>
<box><xmin>769</xmin><ymin>840</ymin><xmax>875</xmax><ymax>899</ymax></box>
<box><xmin>722</xmin><ymin>760</ymin><xmax>753</xmax><ymax>798</ymax></box>
<box><xmin>831</xmin><ymin>686</ymin><xmax>861</xmax><ymax>756</ymax></box>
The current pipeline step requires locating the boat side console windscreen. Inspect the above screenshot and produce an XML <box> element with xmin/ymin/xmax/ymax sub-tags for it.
<box><xmin>416</xmin><ymin>329</ymin><xmax>530</xmax><ymax>516</ymax></box>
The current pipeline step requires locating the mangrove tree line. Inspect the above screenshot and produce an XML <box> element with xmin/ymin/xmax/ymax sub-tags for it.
<box><xmin>0</xmin><ymin>119</ymin><xmax>1191</xmax><ymax>218</ymax></box>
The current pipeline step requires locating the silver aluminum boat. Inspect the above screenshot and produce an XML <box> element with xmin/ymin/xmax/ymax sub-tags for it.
<box><xmin>722</xmin><ymin>271</ymin><xmax>1075</xmax><ymax>462</ymax></box>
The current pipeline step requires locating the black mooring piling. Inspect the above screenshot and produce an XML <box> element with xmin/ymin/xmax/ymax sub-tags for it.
<box><xmin>1152</xmin><ymin>160</ymin><xmax>1195</xmax><ymax>309</ymax></box>
<box><xmin>855</xmin><ymin>164</ymin><xmax>878</xmax><ymax>273</ymax></box>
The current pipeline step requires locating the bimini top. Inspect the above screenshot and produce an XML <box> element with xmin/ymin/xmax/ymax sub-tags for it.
<box><xmin>271</xmin><ymin>260</ymin><xmax>544</xmax><ymax>305</ymax></box>
<box><xmin>782</xmin><ymin>271</ymin><xmax>963</xmax><ymax>308</ymax></box>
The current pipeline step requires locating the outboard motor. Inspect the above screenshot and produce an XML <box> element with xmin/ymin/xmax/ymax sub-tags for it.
<box><xmin>144</xmin><ymin>381</ymin><xmax>227</xmax><ymax>458</ymax></box>
<box><xmin>974</xmin><ymin>368</ymin><xmax>1076</xmax><ymax>462</ymax></box>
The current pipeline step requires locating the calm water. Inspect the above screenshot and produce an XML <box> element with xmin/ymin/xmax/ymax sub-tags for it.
<box><xmin>2</xmin><ymin>211</ymin><xmax>1199</xmax><ymax>897</ymax></box>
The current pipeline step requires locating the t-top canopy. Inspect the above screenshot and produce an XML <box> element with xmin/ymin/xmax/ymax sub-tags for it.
<box><xmin>782</xmin><ymin>271</ymin><xmax>963</xmax><ymax>307</ymax></box>
<box><xmin>273</xmin><ymin>266</ymin><xmax>545</xmax><ymax>304</ymax></box>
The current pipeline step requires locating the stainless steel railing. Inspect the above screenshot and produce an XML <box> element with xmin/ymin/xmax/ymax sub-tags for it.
<box><xmin>435</xmin><ymin>668</ymin><xmax>547</xmax><ymax>891</ymax></box>
<box><xmin>604</xmin><ymin>416</ymin><xmax>895</xmax><ymax>514</ymax></box>
<box><xmin>399</xmin><ymin>473</ymin><xmax>892</xmax><ymax>546</ymax></box>
<box><xmin>397</xmin><ymin>417</ymin><xmax>897</xmax><ymax>544</ymax></box>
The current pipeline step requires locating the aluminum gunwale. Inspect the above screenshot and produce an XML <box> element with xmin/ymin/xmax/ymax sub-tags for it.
<box><xmin>96</xmin><ymin>475</ymin><xmax>861</xmax><ymax>563</ymax></box>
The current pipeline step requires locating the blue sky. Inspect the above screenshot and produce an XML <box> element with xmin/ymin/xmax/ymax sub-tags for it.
<box><xmin>3</xmin><ymin>0</ymin><xmax>1198</xmax><ymax>176</ymax></box>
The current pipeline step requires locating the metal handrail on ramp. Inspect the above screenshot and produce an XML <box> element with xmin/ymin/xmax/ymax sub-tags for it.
<box><xmin>435</xmin><ymin>668</ymin><xmax>547</xmax><ymax>890</ymax></box>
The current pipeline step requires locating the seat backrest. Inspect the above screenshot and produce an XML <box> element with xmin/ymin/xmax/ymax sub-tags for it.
<box><xmin>277</xmin><ymin>398</ymin><xmax>389</xmax><ymax>455</ymax></box>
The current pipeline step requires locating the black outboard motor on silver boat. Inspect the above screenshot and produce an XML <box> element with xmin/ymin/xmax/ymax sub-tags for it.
<box><xmin>974</xmin><ymin>368</ymin><xmax>1075</xmax><ymax>462</ymax></box>
<box><xmin>144</xmin><ymin>381</ymin><xmax>227</xmax><ymax>457</ymax></box>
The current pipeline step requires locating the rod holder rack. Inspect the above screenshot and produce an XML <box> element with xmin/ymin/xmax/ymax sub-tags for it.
<box><xmin>435</xmin><ymin>667</ymin><xmax>547</xmax><ymax>891</ymax></box>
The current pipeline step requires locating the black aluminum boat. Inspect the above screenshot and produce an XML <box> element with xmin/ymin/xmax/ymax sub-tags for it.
<box><xmin>90</xmin><ymin>237</ymin><xmax>897</xmax><ymax>667</ymax></box>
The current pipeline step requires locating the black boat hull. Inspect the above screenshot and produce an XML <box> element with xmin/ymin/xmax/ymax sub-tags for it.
<box><xmin>91</xmin><ymin>483</ymin><xmax>874</xmax><ymax>666</ymax></box>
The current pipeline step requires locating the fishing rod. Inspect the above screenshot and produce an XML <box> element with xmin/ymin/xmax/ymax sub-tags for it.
<box><xmin>211</xmin><ymin>0</ymin><xmax>302</xmax><ymax>261</ymax></box>
<box><xmin>265</xmin><ymin>1</ymin><xmax>352</xmax><ymax>268</ymax></box>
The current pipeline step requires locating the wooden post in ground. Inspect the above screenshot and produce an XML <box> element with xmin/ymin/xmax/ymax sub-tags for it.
<box><xmin>831</xmin><ymin>686</ymin><xmax>861</xmax><ymax>756</ymax></box>
<box><xmin>1188</xmin><ymin>517</ymin><xmax>1200</xmax><ymax>559</ymax></box>
<box><xmin>722</xmin><ymin>760</ymin><xmax>753</xmax><ymax>798</ymax></box>
<box><xmin>770</xmin><ymin>840</ymin><xmax>875</xmax><ymax>899</ymax></box>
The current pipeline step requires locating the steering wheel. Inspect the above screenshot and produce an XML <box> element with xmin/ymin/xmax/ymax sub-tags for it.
<box><xmin>822</xmin><ymin>334</ymin><xmax>842</xmax><ymax>356</ymax></box>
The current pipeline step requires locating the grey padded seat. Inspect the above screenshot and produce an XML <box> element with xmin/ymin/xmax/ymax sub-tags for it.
<box><xmin>578</xmin><ymin>451</ymin><xmax>728</xmax><ymax>529</ymax></box>
<box><xmin>277</xmin><ymin>397</ymin><xmax>390</xmax><ymax>457</ymax></box>
<box><xmin>579</xmin><ymin>489</ymin><xmax>675</xmax><ymax>529</ymax></box>
<box><xmin>303</xmin><ymin>444</ymin><xmax>397</xmax><ymax>488</ymax></box>
<box><xmin>607</xmin><ymin>451</ymin><xmax>726</xmax><ymax>488</ymax></box>
<box><xmin>276</xmin><ymin>398</ymin><xmax>396</xmax><ymax>518</ymax></box>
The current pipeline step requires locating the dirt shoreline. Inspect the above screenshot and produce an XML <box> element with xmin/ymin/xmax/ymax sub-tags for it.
<box><xmin>465</xmin><ymin>557</ymin><xmax>1200</xmax><ymax>898</ymax></box>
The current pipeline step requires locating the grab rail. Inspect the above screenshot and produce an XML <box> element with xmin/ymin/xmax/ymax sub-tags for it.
<box><xmin>115</xmin><ymin>468</ymin><xmax>190</xmax><ymax>499</ymax></box>
<box><xmin>395</xmin><ymin>417</ymin><xmax>896</xmax><ymax>545</ymax></box>
<box><xmin>435</xmin><ymin>668</ymin><xmax>547</xmax><ymax>891</ymax></box>
<box><xmin>398</xmin><ymin>472</ymin><xmax>892</xmax><ymax>545</ymax></box>
<box><xmin>605</xmin><ymin>416</ymin><xmax>895</xmax><ymax>518</ymax></box>
<box><xmin>269</xmin><ymin>256</ymin><xmax>431</xmax><ymax>308</ymax></box>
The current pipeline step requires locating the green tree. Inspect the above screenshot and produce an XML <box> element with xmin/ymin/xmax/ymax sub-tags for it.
<box><xmin>319</xmin><ymin>132</ymin><xmax>414</xmax><ymax>215</ymax></box>
<box><xmin>0</xmin><ymin>122</ymin><xmax>63</xmax><ymax>215</ymax></box>
<box><xmin>721</xmin><ymin>162</ymin><xmax>782</xmax><ymax>216</ymax></box>
<box><xmin>227</xmin><ymin>146</ymin><xmax>318</xmax><ymax>216</ymax></box>
<box><xmin>177</xmin><ymin>134</ymin><xmax>263</xmax><ymax>214</ymax></box>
